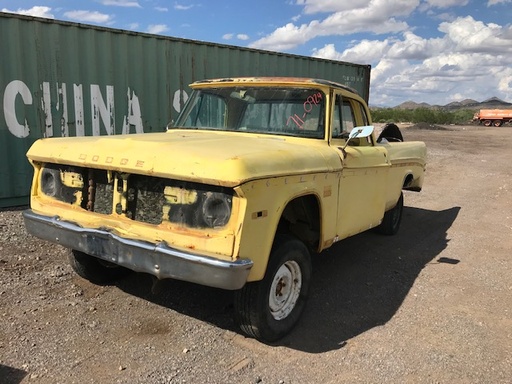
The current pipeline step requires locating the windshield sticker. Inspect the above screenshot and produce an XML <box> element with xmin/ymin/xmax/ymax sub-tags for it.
<box><xmin>286</xmin><ymin>92</ymin><xmax>322</xmax><ymax>130</ymax></box>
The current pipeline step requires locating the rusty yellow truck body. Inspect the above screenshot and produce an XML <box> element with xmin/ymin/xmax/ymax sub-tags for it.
<box><xmin>24</xmin><ymin>77</ymin><xmax>426</xmax><ymax>342</ymax></box>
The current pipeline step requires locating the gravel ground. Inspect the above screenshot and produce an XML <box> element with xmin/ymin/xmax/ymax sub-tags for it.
<box><xmin>1</xmin><ymin>124</ymin><xmax>511</xmax><ymax>383</ymax></box>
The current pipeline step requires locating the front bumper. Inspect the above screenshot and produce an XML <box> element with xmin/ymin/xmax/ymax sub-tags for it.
<box><xmin>23</xmin><ymin>210</ymin><xmax>253</xmax><ymax>290</ymax></box>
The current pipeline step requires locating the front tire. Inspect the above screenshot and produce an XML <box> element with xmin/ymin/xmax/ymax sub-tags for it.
<box><xmin>377</xmin><ymin>192</ymin><xmax>403</xmax><ymax>235</ymax></box>
<box><xmin>234</xmin><ymin>235</ymin><xmax>312</xmax><ymax>342</ymax></box>
<box><xmin>68</xmin><ymin>249</ymin><xmax>130</xmax><ymax>284</ymax></box>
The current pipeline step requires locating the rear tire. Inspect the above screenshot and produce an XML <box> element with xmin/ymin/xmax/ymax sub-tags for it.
<box><xmin>493</xmin><ymin>120</ymin><xmax>502</xmax><ymax>127</ymax></box>
<box><xmin>234</xmin><ymin>235</ymin><xmax>312</xmax><ymax>342</ymax></box>
<box><xmin>68</xmin><ymin>249</ymin><xmax>130</xmax><ymax>284</ymax></box>
<box><xmin>377</xmin><ymin>192</ymin><xmax>403</xmax><ymax>236</ymax></box>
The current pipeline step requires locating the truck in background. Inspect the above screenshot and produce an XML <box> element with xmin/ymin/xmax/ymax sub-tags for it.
<box><xmin>473</xmin><ymin>109</ymin><xmax>512</xmax><ymax>127</ymax></box>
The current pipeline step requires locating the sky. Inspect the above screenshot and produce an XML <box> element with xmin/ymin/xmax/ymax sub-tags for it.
<box><xmin>1</xmin><ymin>0</ymin><xmax>512</xmax><ymax>107</ymax></box>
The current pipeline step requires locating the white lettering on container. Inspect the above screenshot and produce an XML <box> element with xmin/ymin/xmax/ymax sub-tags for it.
<box><xmin>2</xmin><ymin>80</ymin><xmax>169</xmax><ymax>138</ymax></box>
<box><xmin>3</xmin><ymin>80</ymin><xmax>32</xmax><ymax>138</ymax></box>
<box><xmin>40</xmin><ymin>82</ymin><xmax>69</xmax><ymax>137</ymax></box>
<box><xmin>58</xmin><ymin>83</ymin><xmax>69</xmax><ymax>137</ymax></box>
<box><xmin>91</xmin><ymin>84</ymin><xmax>115</xmax><ymax>136</ymax></box>
<box><xmin>73</xmin><ymin>84</ymin><xmax>85</xmax><ymax>136</ymax></box>
<box><xmin>172</xmin><ymin>89</ymin><xmax>188</xmax><ymax>113</ymax></box>
<box><xmin>122</xmin><ymin>87</ymin><xmax>143</xmax><ymax>134</ymax></box>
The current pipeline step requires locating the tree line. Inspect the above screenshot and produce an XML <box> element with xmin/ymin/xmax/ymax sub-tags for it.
<box><xmin>370</xmin><ymin>107</ymin><xmax>476</xmax><ymax>125</ymax></box>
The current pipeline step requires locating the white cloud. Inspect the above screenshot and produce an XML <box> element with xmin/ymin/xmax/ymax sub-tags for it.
<box><xmin>438</xmin><ymin>16</ymin><xmax>512</xmax><ymax>54</ymax></box>
<box><xmin>311</xmin><ymin>43</ymin><xmax>340</xmax><ymax>60</ymax></box>
<box><xmin>1</xmin><ymin>6</ymin><xmax>54</xmax><ymax>18</ymax></box>
<box><xmin>127</xmin><ymin>22</ymin><xmax>139</xmax><ymax>30</ymax></box>
<box><xmin>435</xmin><ymin>12</ymin><xmax>456</xmax><ymax>22</ymax></box>
<box><xmin>311</xmin><ymin>15</ymin><xmax>512</xmax><ymax>106</ymax></box>
<box><xmin>64</xmin><ymin>10</ymin><xmax>112</xmax><ymax>24</ymax></box>
<box><xmin>174</xmin><ymin>4</ymin><xmax>194</xmax><ymax>11</ymax></box>
<box><xmin>371</xmin><ymin>58</ymin><xmax>410</xmax><ymax>85</ymax></box>
<box><xmin>487</xmin><ymin>0</ymin><xmax>512</xmax><ymax>5</ymax></box>
<box><xmin>100</xmin><ymin>0</ymin><xmax>141</xmax><ymax>7</ymax></box>
<box><xmin>250</xmin><ymin>0</ymin><xmax>418</xmax><ymax>51</ymax></box>
<box><xmin>147</xmin><ymin>24</ymin><xmax>169</xmax><ymax>34</ymax></box>
<box><xmin>295</xmin><ymin>0</ymin><xmax>369</xmax><ymax>14</ymax></box>
<box><xmin>155</xmin><ymin>7</ymin><xmax>169</xmax><ymax>12</ymax></box>
<box><xmin>223</xmin><ymin>33</ymin><xmax>248</xmax><ymax>41</ymax></box>
<box><xmin>424</xmin><ymin>0</ymin><xmax>469</xmax><ymax>8</ymax></box>
<box><xmin>250</xmin><ymin>23</ymin><xmax>315</xmax><ymax>51</ymax></box>
<box><xmin>387</xmin><ymin>32</ymin><xmax>445</xmax><ymax>60</ymax></box>
<box><xmin>313</xmin><ymin>40</ymin><xmax>390</xmax><ymax>64</ymax></box>
<box><xmin>496</xmin><ymin>68</ymin><xmax>512</xmax><ymax>96</ymax></box>
<box><xmin>449</xmin><ymin>93</ymin><xmax>466</xmax><ymax>102</ymax></box>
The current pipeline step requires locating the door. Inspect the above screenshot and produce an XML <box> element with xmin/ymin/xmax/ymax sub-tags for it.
<box><xmin>331</xmin><ymin>93</ymin><xmax>390</xmax><ymax>239</ymax></box>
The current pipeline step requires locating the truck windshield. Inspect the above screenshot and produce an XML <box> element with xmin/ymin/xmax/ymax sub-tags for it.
<box><xmin>173</xmin><ymin>87</ymin><xmax>325</xmax><ymax>139</ymax></box>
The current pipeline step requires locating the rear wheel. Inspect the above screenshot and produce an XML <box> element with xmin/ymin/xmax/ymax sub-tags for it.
<box><xmin>493</xmin><ymin>120</ymin><xmax>503</xmax><ymax>127</ymax></box>
<box><xmin>234</xmin><ymin>235</ymin><xmax>311</xmax><ymax>342</ymax></box>
<box><xmin>483</xmin><ymin>120</ymin><xmax>492</xmax><ymax>126</ymax></box>
<box><xmin>68</xmin><ymin>249</ymin><xmax>131</xmax><ymax>284</ymax></box>
<box><xmin>377</xmin><ymin>192</ymin><xmax>403</xmax><ymax>235</ymax></box>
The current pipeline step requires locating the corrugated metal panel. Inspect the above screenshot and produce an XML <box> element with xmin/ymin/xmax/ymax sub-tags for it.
<box><xmin>0</xmin><ymin>12</ymin><xmax>371</xmax><ymax>207</ymax></box>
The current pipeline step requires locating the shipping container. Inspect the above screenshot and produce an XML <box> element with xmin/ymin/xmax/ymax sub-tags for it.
<box><xmin>0</xmin><ymin>12</ymin><xmax>371</xmax><ymax>207</ymax></box>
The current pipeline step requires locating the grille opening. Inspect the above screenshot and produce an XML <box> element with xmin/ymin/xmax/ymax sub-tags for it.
<box><xmin>42</xmin><ymin>163</ymin><xmax>233</xmax><ymax>227</ymax></box>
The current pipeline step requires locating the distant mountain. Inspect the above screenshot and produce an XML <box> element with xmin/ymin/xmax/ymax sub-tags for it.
<box><xmin>387</xmin><ymin>97</ymin><xmax>512</xmax><ymax>111</ymax></box>
<box><xmin>445</xmin><ymin>99</ymin><xmax>479</xmax><ymax>108</ymax></box>
<box><xmin>395</xmin><ymin>101</ymin><xmax>431</xmax><ymax>109</ymax></box>
<box><xmin>460</xmin><ymin>99</ymin><xmax>479</xmax><ymax>105</ymax></box>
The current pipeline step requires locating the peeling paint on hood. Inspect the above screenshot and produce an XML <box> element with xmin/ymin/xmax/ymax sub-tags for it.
<box><xmin>27</xmin><ymin>130</ymin><xmax>342</xmax><ymax>187</ymax></box>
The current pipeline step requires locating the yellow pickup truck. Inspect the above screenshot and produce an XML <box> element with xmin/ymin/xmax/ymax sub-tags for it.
<box><xmin>23</xmin><ymin>77</ymin><xmax>426</xmax><ymax>342</ymax></box>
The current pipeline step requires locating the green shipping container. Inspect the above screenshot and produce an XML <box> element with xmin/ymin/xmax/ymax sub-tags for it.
<box><xmin>0</xmin><ymin>12</ymin><xmax>371</xmax><ymax>208</ymax></box>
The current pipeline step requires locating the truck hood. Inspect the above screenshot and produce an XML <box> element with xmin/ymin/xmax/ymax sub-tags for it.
<box><xmin>27</xmin><ymin>130</ymin><xmax>340</xmax><ymax>187</ymax></box>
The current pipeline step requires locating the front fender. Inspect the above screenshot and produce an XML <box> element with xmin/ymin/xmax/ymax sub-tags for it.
<box><xmin>235</xmin><ymin>171</ymin><xmax>339</xmax><ymax>281</ymax></box>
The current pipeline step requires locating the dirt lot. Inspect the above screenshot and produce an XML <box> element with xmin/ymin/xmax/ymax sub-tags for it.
<box><xmin>1</xmin><ymin>124</ymin><xmax>511</xmax><ymax>383</ymax></box>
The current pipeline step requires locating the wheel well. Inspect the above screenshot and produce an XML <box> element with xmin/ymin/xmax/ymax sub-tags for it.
<box><xmin>277</xmin><ymin>195</ymin><xmax>321</xmax><ymax>252</ymax></box>
<box><xmin>403</xmin><ymin>174</ymin><xmax>414</xmax><ymax>188</ymax></box>
<box><xmin>403</xmin><ymin>173</ymin><xmax>421</xmax><ymax>192</ymax></box>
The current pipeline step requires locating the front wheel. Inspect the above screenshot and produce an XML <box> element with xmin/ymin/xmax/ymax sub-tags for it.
<box><xmin>68</xmin><ymin>249</ymin><xmax>131</xmax><ymax>284</ymax></box>
<box><xmin>234</xmin><ymin>235</ymin><xmax>312</xmax><ymax>342</ymax></box>
<box><xmin>376</xmin><ymin>192</ymin><xmax>403</xmax><ymax>235</ymax></box>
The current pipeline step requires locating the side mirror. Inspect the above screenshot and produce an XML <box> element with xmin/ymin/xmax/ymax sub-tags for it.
<box><xmin>342</xmin><ymin>125</ymin><xmax>374</xmax><ymax>151</ymax></box>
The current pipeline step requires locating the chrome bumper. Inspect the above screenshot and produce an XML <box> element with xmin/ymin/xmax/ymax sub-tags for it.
<box><xmin>23</xmin><ymin>210</ymin><xmax>252</xmax><ymax>290</ymax></box>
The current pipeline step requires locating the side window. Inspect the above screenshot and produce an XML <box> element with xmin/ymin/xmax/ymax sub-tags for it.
<box><xmin>332</xmin><ymin>96</ymin><xmax>371</xmax><ymax>146</ymax></box>
<box><xmin>341</xmin><ymin>100</ymin><xmax>356</xmax><ymax>133</ymax></box>
<box><xmin>332</xmin><ymin>95</ymin><xmax>342</xmax><ymax>137</ymax></box>
<box><xmin>332</xmin><ymin>94</ymin><xmax>356</xmax><ymax>138</ymax></box>
<box><xmin>358</xmin><ymin>102</ymin><xmax>369</xmax><ymax>126</ymax></box>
